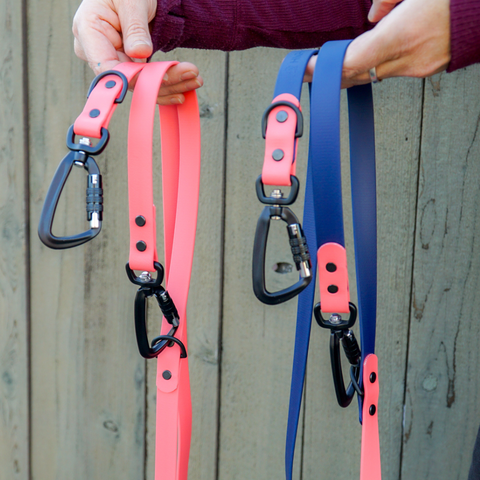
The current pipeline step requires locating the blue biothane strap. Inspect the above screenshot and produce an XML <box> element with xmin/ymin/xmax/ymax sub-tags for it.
<box><xmin>281</xmin><ymin>41</ymin><xmax>377</xmax><ymax>480</ymax></box>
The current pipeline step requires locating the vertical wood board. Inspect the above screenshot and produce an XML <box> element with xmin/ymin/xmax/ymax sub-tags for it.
<box><xmin>0</xmin><ymin>0</ymin><xmax>29</xmax><ymax>479</ymax></box>
<box><xmin>402</xmin><ymin>66</ymin><xmax>480</xmax><ymax>480</ymax></box>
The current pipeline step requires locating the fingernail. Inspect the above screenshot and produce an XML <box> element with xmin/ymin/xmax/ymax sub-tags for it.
<box><xmin>163</xmin><ymin>73</ymin><xmax>169</xmax><ymax>81</ymax></box>
<box><xmin>170</xmin><ymin>97</ymin><xmax>183</xmax><ymax>104</ymax></box>
<box><xmin>131</xmin><ymin>40</ymin><xmax>152</xmax><ymax>48</ymax></box>
<box><xmin>181</xmin><ymin>71</ymin><xmax>198</xmax><ymax>81</ymax></box>
<box><xmin>195</xmin><ymin>79</ymin><xmax>203</xmax><ymax>87</ymax></box>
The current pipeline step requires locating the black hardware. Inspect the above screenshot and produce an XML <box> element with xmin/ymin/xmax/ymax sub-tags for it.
<box><xmin>125</xmin><ymin>261</ymin><xmax>164</xmax><ymax>287</ymax></box>
<box><xmin>66</xmin><ymin>125</ymin><xmax>110</xmax><ymax>155</ymax></box>
<box><xmin>38</xmin><ymin>150</ymin><xmax>103</xmax><ymax>249</ymax></box>
<box><xmin>261</xmin><ymin>100</ymin><xmax>304</xmax><ymax>139</ymax></box>
<box><xmin>87</xmin><ymin>70</ymin><xmax>129</xmax><ymax>104</ymax></box>
<box><xmin>255</xmin><ymin>175</ymin><xmax>300</xmax><ymax>206</ymax></box>
<box><xmin>314</xmin><ymin>302</ymin><xmax>357</xmax><ymax>330</ymax></box>
<box><xmin>252</xmin><ymin>205</ymin><xmax>311</xmax><ymax>305</ymax></box>
<box><xmin>315</xmin><ymin>302</ymin><xmax>362</xmax><ymax>407</ymax></box>
<box><xmin>127</xmin><ymin>262</ymin><xmax>186</xmax><ymax>359</ymax></box>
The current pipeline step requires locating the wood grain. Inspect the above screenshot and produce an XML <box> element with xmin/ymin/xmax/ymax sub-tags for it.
<box><xmin>0</xmin><ymin>0</ymin><xmax>29</xmax><ymax>479</ymax></box>
<box><xmin>28</xmin><ymin>0</ymin><xmax>145</xmax><ymax>478</ymax></box>
<box><xmin>220</xmin><ymin>48</ymin><xmax>308</xmax><ymax>480</ymax></box>
<box><xmin>402</xmin><ymin>66</ymin><xmax>480</xmax><ymax>480</ymax></box>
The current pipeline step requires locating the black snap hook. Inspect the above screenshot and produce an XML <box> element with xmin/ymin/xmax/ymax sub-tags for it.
<box><xmin>329</xmin><ymin>329</ymin><xmax>362</xmax><ymax>408</ymax></box>
<box><xmin>314</xmin><ymin>302</ymin><xmax>362</xmax><ymax>407</ymax></box>
<box><xmin>252</xmin><ymin>205</ymin><xmax>311</xmax><ymax>305</ymax></box>
<box><xmin>38</xmin><ymin>150</ymin><xmax>103</xmax><ymax>249</ymax></box>
<box><xmin>133</xmin><ymin>285</ymin><xmax>187</xmax><ymax>360</ymax></box>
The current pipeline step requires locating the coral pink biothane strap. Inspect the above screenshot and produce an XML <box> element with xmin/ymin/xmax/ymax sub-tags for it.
<box><xmin>126</xmin><ymin>62</ymin><xmax>201</xmax><ymax>480</ymax></box>
<box><xmin>45</xmin><ymin>61</ymin><xmax>201</xmax><ymax>480</ymax></box>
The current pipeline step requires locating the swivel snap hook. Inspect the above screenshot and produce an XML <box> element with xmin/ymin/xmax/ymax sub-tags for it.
<box><xmin>314</xmin><ymin>303</ymin><xmax>362</xmax><ymax>407</ymax></box>
<box><xmin>252</xmin><ymin>186</ymin><xmax>312</xmax><ymax>305</ymax></box>
<box><xmin>127</xmin><ymin>262</ymin><xmax>187</xmax><ymax>360</ymax></box>
<box><xmin>38</xmin><ymin>149</ymin><xmax>104</xmax><ymax>249</ymax></box>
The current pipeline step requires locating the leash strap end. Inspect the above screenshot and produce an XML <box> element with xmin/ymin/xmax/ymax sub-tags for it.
<box><xmin>360</xmin><ymin>354</ymin><xmax>382</xmax><ymax>480</ymax></box>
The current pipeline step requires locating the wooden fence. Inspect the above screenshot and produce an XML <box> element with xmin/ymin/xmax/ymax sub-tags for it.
<box><xmin>2</xmin><ymin>0</ymin><xmax>480</xmax><ymax>479</ymax></box>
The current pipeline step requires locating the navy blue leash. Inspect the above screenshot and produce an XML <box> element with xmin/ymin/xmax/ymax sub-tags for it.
<box><xmin>269</xmin><ymin>43</ymin><xmax>378</xmax><ymax>479</ymax></box>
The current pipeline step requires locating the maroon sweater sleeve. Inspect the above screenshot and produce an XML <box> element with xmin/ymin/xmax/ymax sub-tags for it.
<box><xmin>447</xmin><ymin>0</ymin><xmax>480</xmax><ymax>72</ymax></box>
<box><xmin>150</xmin><ymin>0</ymin><xmax>480</xmax><ymax>73</ymax></box>
<box><xmin>150</xmin><ymin>0</ymin><xmax>372</xmax><ymax>52</ymax></box>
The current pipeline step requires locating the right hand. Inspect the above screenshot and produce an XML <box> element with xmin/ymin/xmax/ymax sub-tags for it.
<box><xmin>73</xmin><ymin>0</ymin><xmax>203</xmax><ymax>105</ymax></box>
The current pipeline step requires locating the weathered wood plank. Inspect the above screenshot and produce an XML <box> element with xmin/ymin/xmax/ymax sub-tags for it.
<box><xmin>28</xmin><ymin>1</ymin><xmax>144</xmax><ymax>478</ymax></box>
<box><xmin>220</xmin><ymin>48</ymin><xmax>308</xmax><ymax>480</ymax></box>
<box><xmin>144</xmin><ymin>49</ymin><xmax>227</xmax><ymax>480</ymax></box>
<box><xmin>302</xmin><ymin>77</ymin><xmax>423</xmax><ymax>480</ymax></box>
<box><xmin>0</xmin><ymin>0</ymin><xmax>29</xmax><ymax>479</ymax></box>
<box><xmin>402</xmin><ymin>65</ymin><xmax>480</xmax><ymax>480</ymax></box>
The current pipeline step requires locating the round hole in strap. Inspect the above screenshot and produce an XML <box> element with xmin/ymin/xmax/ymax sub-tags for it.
<box><xmin>369</xmin><ymin>405</ymin><xmax>376</xmax><ymax>416</ymax></box>
<box><xmin>135</xmin><ymin>215</ymin><xmax>146</xmax><ymax>227</ymax></box>
<box><xmin>326</xmin><ymin>262</ymin><xmax>337</xmax><ymax>273</ymax></box>
<box><xmin>370</xmin><ymin>372</ymin><xmax>377</xmax><ymax>383</ymax></box>
<box><xmin>105</xmin><ymin>80</ymin><xmax>117</xmax><ymax>89</ymax></box>
<box><xmin>327</xmin><ymin>285</ymin><xmax>339</xmax><ymax>294</ymax></box>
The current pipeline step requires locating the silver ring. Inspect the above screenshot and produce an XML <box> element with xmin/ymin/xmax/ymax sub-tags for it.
<box><xmin>369</xmin><ymin>67</ymin><xmax>380</xmax><ymax>84</ymax></box>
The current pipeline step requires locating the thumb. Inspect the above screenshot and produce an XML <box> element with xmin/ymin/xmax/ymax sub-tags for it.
<box><xmin>116</xmin><ymin>1</ymin><xmax>153</xmax><ymax>59</ymax></box>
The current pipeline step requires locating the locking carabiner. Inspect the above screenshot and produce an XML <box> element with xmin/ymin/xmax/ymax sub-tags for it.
<box><xmin>314</xmin><ymin>302</ymin><xmax>362</xmax><ymax>407</ymax></box>
<box><xmin>126</xmin><ymin>262</ymin><xmax>187</xmax><ymax>360</ymax></box>
<box><xmin>38</xmin><ymin>141</ymin><xmax>104</xmax><ymax>249</ymax></box>
<box><xmin>252</xmin><ymin>188</ymin><xmax>312</xmax><ymax>305</ymax></box>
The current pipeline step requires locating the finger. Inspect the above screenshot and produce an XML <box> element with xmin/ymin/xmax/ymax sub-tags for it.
<box><xmin>368</xmin><ymin>0</ymin><xmax>403</xmax><ymax>23</ymax></box>
<box><xmin>162</xmin><ymin>62</ymin><xmax>201</xmax><ymax>85</ymax></box>
<box><xmin>303</xmin><ymin>55</ymin><xmax>316</xmax><ymax>83</ymax></box>
<box><xmin>116</xmin><ymin>0</ymin><xmax>153</xmax><ymax>59</ymax></box>
<box><xmin>158</xmin><ymin>76</ymin><xmax>204</xmax><ymax>97</ymax></box>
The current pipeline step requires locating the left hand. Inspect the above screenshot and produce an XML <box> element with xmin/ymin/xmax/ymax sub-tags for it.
<box><xmin>304</xmin><ymin>0</ymin><xmax>451</xmax><ymax>88</ymax></box>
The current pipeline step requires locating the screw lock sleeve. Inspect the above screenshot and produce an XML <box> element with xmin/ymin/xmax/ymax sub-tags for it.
<box><xmin>86</xmin><ymin>174</ymin><xmax>103</xmax><ymax>221</ymax></box>
<box><xmin>288</xmin><ymin>224</ymin><xmax>311</xmax><ymax>267</ymax></box>
<box><xmin>155</xmin><ymin>289</ymin><xmax>180</xmax><ymax>325</ymax></box>
<box><xmin>341</xmin><ymin>330</ymin><xmax>361</xmax><ymax>367</ymax></box>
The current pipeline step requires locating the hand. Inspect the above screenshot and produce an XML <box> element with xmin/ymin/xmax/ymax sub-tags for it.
<box><xmin>304</xmin><ymin>0</ymin><xmax>451</xmax><ymax>88</ymax></box>
<box><xmin>72</xmin><ymin>0</ymin><xmax>203</xmax><ymax>105</ymax></box>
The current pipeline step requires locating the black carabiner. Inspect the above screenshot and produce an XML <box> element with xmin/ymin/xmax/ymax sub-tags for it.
<box><xmin>127</xmin><ymin>263</ymin><xmax>187</xmax><ymax>359</ymax></box>
<box><xmin>253</xmin><ymin>204</ymin><xmax>311</xmax><ymax>305</ymax></box>
<box><xmin>314</xmin><ymin>302</ymin><xmax>362</xmax><ymax>407</ymax></box>
<box><xmin>38</xmin><ymin>150</ymin><xmax>104</xmax><ymax>249</ymax></box>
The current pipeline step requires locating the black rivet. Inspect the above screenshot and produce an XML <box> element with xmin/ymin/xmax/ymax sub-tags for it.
<box><xmin>105</xmin><ymin>80</ymin><xmax>117</xmax><ymax>89</ymax></box>
<box><xmin>89</xmin><ymin>109</ymin><xmax>100</xmax><ymax>118</ymax></box>
<box><xmin>135</xmin><ymin>215</ymin><xmax>146</xmax><ymax>227</ymax></box>
<box><xmin>370</xmin><ymin>372</ymin><xmax>377</xmax><ymax>383</ymax></box>
<box><xmin>326</xmin><ymin>263</ymin><xmax>337</xmax><ymax>273</ymax></box>
<box><xmin>276</xmin><ymin>110</ymin><xmax>288</xmax><ymax>123</ymax></box>
<box><xmin>162</xmin><ymin>370</ymin><xmax>172</xmax><ymax>380</ymax></box>
<box><xmin>369</xmin><ymin>405</ymin><xmax>376</xmax><ymax>416</ymax></box>
<box><xmin>136</xmin><ymin>241</ymin><xmax>147</xmax><ymax>252</ymax></box>
<box><xmin>272</xmin><ymin>149</ymin><xmax>284</xmax><ymax>161</ymax></box>
<box><xmin>327</xmin><ymin>285</ymin><xmax>339</xmax><ymax>294</ymax></box>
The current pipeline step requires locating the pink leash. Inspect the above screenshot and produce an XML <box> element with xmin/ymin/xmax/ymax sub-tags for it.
<box><xmin>74</xmin><ymin>61</ymin><xmax>201</xmax><ymax>480</ymax></box>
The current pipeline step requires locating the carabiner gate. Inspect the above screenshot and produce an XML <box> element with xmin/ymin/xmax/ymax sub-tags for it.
<box><xmin>38</xmin><ymin>148</ymin><xmax>104</xmax><ymax>249</ymax></box>
<box><xmin>252</xmin><ymin>189</ymin><xmax>312</xmax><ymax>305</ymax></box>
